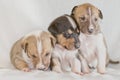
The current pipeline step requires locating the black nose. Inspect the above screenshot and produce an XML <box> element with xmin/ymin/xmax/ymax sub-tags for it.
<box><xmin>75</xmin><ymin>43</ymin><xmax>80</xmax><ymax>49</ymax></box>
<box><xmin>88</xmin><ymin>29</ymin><xmax>94</xmax><ymax>33</ymax></box>
<box><xmin>72</xmin><ymin>33</ymin><xmax>80</xmax><ymax>49</ymax></box>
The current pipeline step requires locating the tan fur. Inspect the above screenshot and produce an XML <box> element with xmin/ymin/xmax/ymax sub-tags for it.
<box><xmin>10</xmin><ymin>31</ymin><xmax>56</xmax><ymax>71</ymax></box>
<box><xmin>71</xmin><ymin>3</ymin><xmax>102</xmax><ymax>35</ymax></box>
<box><xmin>56</xmin><ymin>29</ymin><xmax>75</xmax><ymax>50</ymax></box>
<box><xmin>71</xmin><ymin>3</ymin><xmax>108</xmax><ymax>74</ymax></box>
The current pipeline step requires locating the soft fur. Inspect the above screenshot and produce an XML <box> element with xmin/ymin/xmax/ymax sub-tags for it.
<box><xmin>48</xmin><ymin>15</ymin><xmax>82</xmax><ymax>75</ymax></box>
<box><xmin>71</xmin><ymin>3</ymin><xmax>112</xmax><ymax>74</ymax></box>
<box><xmin>10</xmin><ymin>30</ymin><xmax>56</xmax><ymax>72</ymax></box>
<box><xmin>51</xmin><ymin>44</ymin><xmax>83</xmax><ymax>75</ymax></box>
<box><xmin>48</xmin><ymin>14</ymin><xmax>80</xmax><ymax>50</ymax></box>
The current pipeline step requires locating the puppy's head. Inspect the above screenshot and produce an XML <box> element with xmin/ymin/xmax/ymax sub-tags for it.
<box><xmin>71</xmin><ymin>3</ymin><xmax>103</xmax><ymax>35</ymax></box>
<box><xmin>21</xmin><ymin>31</ymin><xmax>56</xmax><ymax>70</ymax></box>
<box><xmin>48</xmin><ymin>15</ymin><xmax>80</xmax><ymax>50</ymax></box>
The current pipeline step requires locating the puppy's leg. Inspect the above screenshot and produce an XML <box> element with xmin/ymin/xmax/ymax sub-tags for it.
<box><xmin>79</xmin><ymin>54</ymin><xmax>90</xmax><ymax>74</ymax></box>
<box><xmin>51</xmin><ymin>58</ymin><xmax>62</xmax><ymax>73</ymax></box>
<box><xmin>70</xmin><ymin>58</ymin><xmax>83</xmax><ymax>75</ymax></box>
<box><xmin>15</xmin><ymin>59</ymin><xmax>30</xmax><ymax>72</ymax></box>
<box><xmin>81</xmin><ymin>59</ymin><xmax>90</xmax><ymax>74</ymax></box>
<box><xmin>97</xmin><ymin>41</ymin><xmax>106</xmax><ymax>74</ymax></box>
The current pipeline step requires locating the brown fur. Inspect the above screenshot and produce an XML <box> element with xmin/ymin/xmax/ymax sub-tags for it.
<box><xmin>10</xmin><ymin>31</ymin><xmax>56</xmax><ymax>71</ymax></box>
<box><xmin>56</xmin><ymin>29</ymin><xmax>76</xmax><ymax>50</ymax></box>
<box><xmin>71</xmin><ymin>3</ymin><xmax>102</xmax><ymax>35</ymax></box>
<box><xmin>48</xmin><ymin>15</ymin><xmax>80</xmax><ymax>50</ymax></box>
<box><xmin>71</xmin><ymin>3</ymin><xmax>119</xmax><ymax>74</ymax></box>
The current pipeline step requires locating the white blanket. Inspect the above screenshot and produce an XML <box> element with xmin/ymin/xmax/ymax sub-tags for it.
<box><xmin>0</xmin><ymin>0</ymin><xmax>120</xmax><ymax>80</ymax></box>
<box><xmin>0</xmin><ymin>64</ymin><xmax>120</xmax><ymax>80</ymax></box>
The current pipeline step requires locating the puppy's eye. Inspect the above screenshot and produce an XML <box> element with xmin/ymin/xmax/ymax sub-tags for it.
<box><xmin>80</xmin><ymin>16</ymin><xmax>86</xmax><ymax>22</ymax></box>
<box><xmin>63</xmin><ymin>32</ymin><xmax>71</xmax><ymax>38</ymax></box>
<box><xmin>45</xmin><ymin>53</ymin><xmax>50</xmax><ymax>57</ymax></box>
<box><xmin>94</xmin><ymin>18</ymin><xmax>98</xmax><ymax>21</ymax></box>
<box><xmin>32</xmin><ymin>55</ymin><xmax>37</xmax><ymax>58</ymax></box>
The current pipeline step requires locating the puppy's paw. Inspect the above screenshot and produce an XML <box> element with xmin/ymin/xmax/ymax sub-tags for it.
<box><xmin>22</xmin><ymin>68</ymin><xmax>31</xmax><ymax>72</ymax></box>
<box><xmin>52</xmin><ymin>66</ymin><xmax>62</xmax><ymax>73</ymax></box>
<box><xmin>74</xmin><ymin>71</ymin><xmax>84</xmax><ymax>76</ymax></box>
<box><xmin>83</xmin><ymin>70</ymin><xmax>91</xmax><ymax>74</ymax></box>
<box><xmin>97</xmin><ymin>68</ymin><xmax>105</xmax><ymax>74</ymax></box>
<box><xmin>97</xmin><ymin>70</ymin><xmax>105</xmax><ymax>74</ymax></box>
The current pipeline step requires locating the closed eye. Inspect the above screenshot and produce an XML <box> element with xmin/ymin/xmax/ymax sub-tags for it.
<box><xmin>80</xmin><ymin>16</ymin><xmax>86</xmax><ymax>22</ymax></box>
<box><xmin>63</xmin><ymin>32</ymin><xmax>71</xmax><ymax>38</ymax></box>
<box><xmin>45</xmin><ymin>53</ymin><xmax>50</xmax><ymax>57</ymax></box>
<box><xmin>32</xmin><ymin>55</ymin><xmax>37</xmax><ymax>58</ymax></box>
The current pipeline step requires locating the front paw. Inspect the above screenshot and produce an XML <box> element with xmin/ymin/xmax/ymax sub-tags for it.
<box><xmin>52</xmin><ymin>66</ymin><xmax>62</xmax><ymax>73</ymax></box>
<box><xmin>83</xmin><ymin>69</ymin><xmax>91</xmax><ymax>74</ymax></box>
<box><xmin>97</xmin><ymin>67</ymin><xmax>105</xmax><ymax>74</ymax></box>
<box><xmin>73</xmin><ymin>71</ymin><xmax>84</xmax><ymax>75</ymax></box>
<box><xmin>22</xmin><ymin>68</ymin><xmax>31</xmax><ymax>72</ymax></box>
<box><xmin>97</xmin><ymin>70</ymin><xmax>105</xmax><ymax>74</ymax></box>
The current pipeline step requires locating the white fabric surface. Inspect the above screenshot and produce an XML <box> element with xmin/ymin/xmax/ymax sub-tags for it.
<box><xmin>0</xmin><ymin>0</ymin><xmax>120</xmax><ymax>80</ymax></box>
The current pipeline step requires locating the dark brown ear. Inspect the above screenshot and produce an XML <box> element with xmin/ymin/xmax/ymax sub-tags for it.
<box><xmin>48</xmin><ymin>23</ymin><xmax>59</xmax><ymax>36</ymax></box>
<box><xmin>98</xmin><ymin>9</ymin><xmax>103</xmax><ymax>19</ymax></box>
<box><xmin>71</xmin><ymin>6</ymin><xmax>78</xmax><ymax>16</ymax></box>
<box><xmin>21</xmin><ymin>40</ymin><xmax>28</xmax><ymax>53</ymax></box>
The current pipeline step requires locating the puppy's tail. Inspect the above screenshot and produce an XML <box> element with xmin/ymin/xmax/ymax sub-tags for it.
<box><xmin>109</xmin><ymin>59</ymin><xmax>120</xmax><ymax>64</ymax></box>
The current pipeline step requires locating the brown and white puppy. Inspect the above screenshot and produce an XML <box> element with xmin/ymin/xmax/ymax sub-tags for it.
<box><xmin>10</xmin><ymin>30</ymin><xmax>56</xmax><ymax>72</ymax></box>
<box><xmin>71</xmin><ymin>3</ymin><xmax>119</xmax><ymax>74</ymax></box>
<box><xmin>48</xmin><ymin>15</ymin><xmax>82</xmax><ymax>75</ymax></box>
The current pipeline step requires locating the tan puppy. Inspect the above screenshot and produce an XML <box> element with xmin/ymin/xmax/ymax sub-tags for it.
<box><xmin>71</xmin><ymin>3</ymin><xmax>119</xmax><ymax>74</ymax></box>
<box><xmin>10</xmin><ymin>30</ymin><xmax>56</xmax><ymax>72</ymax></box>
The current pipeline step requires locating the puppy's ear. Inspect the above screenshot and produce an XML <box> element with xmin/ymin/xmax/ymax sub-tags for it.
<box><xmin>48</xmin><ymin>23</ymin><xmax>59</xmax><ymax>36</ymax></box>
<box><xmin>71</xmin><ymin>6</ymin><xmax>78</xmax><ymax>16</ymax></box>
<box><xmin>49</xmin><ymin>34</ymin><xmax>56</xmax><ymax>47</ymax></box>
<box><xmin>21</xmin><ymin>39</ymin><xmax>28</xmax><ymax>53</ymax></box>
<box><xmin>98</xmin><ymin>9</ymin><xmax>103</xmax><ymax>19</ymax></box>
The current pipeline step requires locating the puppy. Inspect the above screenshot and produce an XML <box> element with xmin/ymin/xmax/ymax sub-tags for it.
<box><xmin>48</xmin><ymin>15</ymin><xmax>82</xmax><ymax>75</ymax></box>
<box><xmin>71</xmin><ymin>3</ymin><xmax>119</xmax><ymax>74</ymax></box>
<box><xmin>10</xmin><ymin>30</ymin><xmax>56</xmax><ymax>72</ymax></box>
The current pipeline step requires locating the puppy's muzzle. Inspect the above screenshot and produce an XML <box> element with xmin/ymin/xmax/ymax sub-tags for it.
<box><xmin>36</xmin><ymin>64</ymin><xmax>46</xmax><ymax>71</ymax></box>
<box><xmin>63</xmin><ymin>32</ymin><xmax>80</xmax><ymax>49</ymax></box>
<box><xmin>72</xmin><ymin>33</ymin><xmax>80</xmax><ymax>49</ymax></box>
<box><xmin>88</xmin><ymin>26</ymin><xmax>94</xmax><ymax>33</ymax></box>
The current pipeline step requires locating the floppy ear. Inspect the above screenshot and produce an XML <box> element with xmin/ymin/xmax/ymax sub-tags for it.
<box><xmin>49</xmin><ymin>34</ymin><xmax>56</xmax><ymax>47</ymax></box>
<box><xmin>49</xmin><ymin>33</ymin><xmax>56</xmax><ymax>47</ymax></box>
<box><xmin>98</xmin><ymin>9</ymin><xmax>103</xmax><ymax>19</ymax></box>
<box><xmin>21</xmin><ymin>39</ymin><xmax>28</xmax><ymax>53</ymax></box>
<box><xmin>71</xmin><ymin>6</ymin><xmax>78</xmax><ymax>16</ymax></box>
<box><xmin>48</xmin><ymin>23</ymin><xmax>59</xmax><ymax>36</ymax></box>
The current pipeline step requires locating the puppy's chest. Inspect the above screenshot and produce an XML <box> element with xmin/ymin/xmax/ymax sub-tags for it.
<box><xmin>79</xmin><ymin>33</ymin><xmax>103</xmax><ymax>60</ymax></box>
<box><xmin>53</xmin><ymin>46</ymin><xmax>78</xmax><ymax>70</ymax></box>
<box><xmin>80</xmin><ymin>34</ymin><xmax>97</xmax><ymax>55</ymax></box>
<box><xmin>60</xmin><ymin>50</ymin><xmax>77</xmax><ymax>71</ymax></box>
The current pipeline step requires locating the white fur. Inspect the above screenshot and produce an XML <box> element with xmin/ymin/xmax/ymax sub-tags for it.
<box><xmin>36</xmin><ymin>39</ymin><xmax>44</xmax><ymax>69</ymax></box>
<box><xmin>65</xmin><ymin>16</ymin><xmax>77</xmax><ymax>30</ymax></box>
<box><xmin>52</xmin><ymin>44</ymin><xmax>81</xmax><ymax>73</ymax></box>
<box><xmin>79</xmin><ymin>32</ymin><xmax>107</xmax><ymax>73</ymax></box>
<box><xmin>22</xmin><ymin>50</ymin><xmax>34</xmax><ymax>69</ymax></box>
<box><xmin>23</xmin><ymin>30</ymin><xmax>42</xmax><ymax>40</ymax></box>
<box><xmin>22</xmin><ymin>30</ymin><xmax>43</xmax><ymax>69</ymax></box>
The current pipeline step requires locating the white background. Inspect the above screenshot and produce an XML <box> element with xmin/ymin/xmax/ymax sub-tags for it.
<box><xmin>0</xmin><ymin>0</ymin><xmax>120</xmax><ymax>68</ymax></box>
